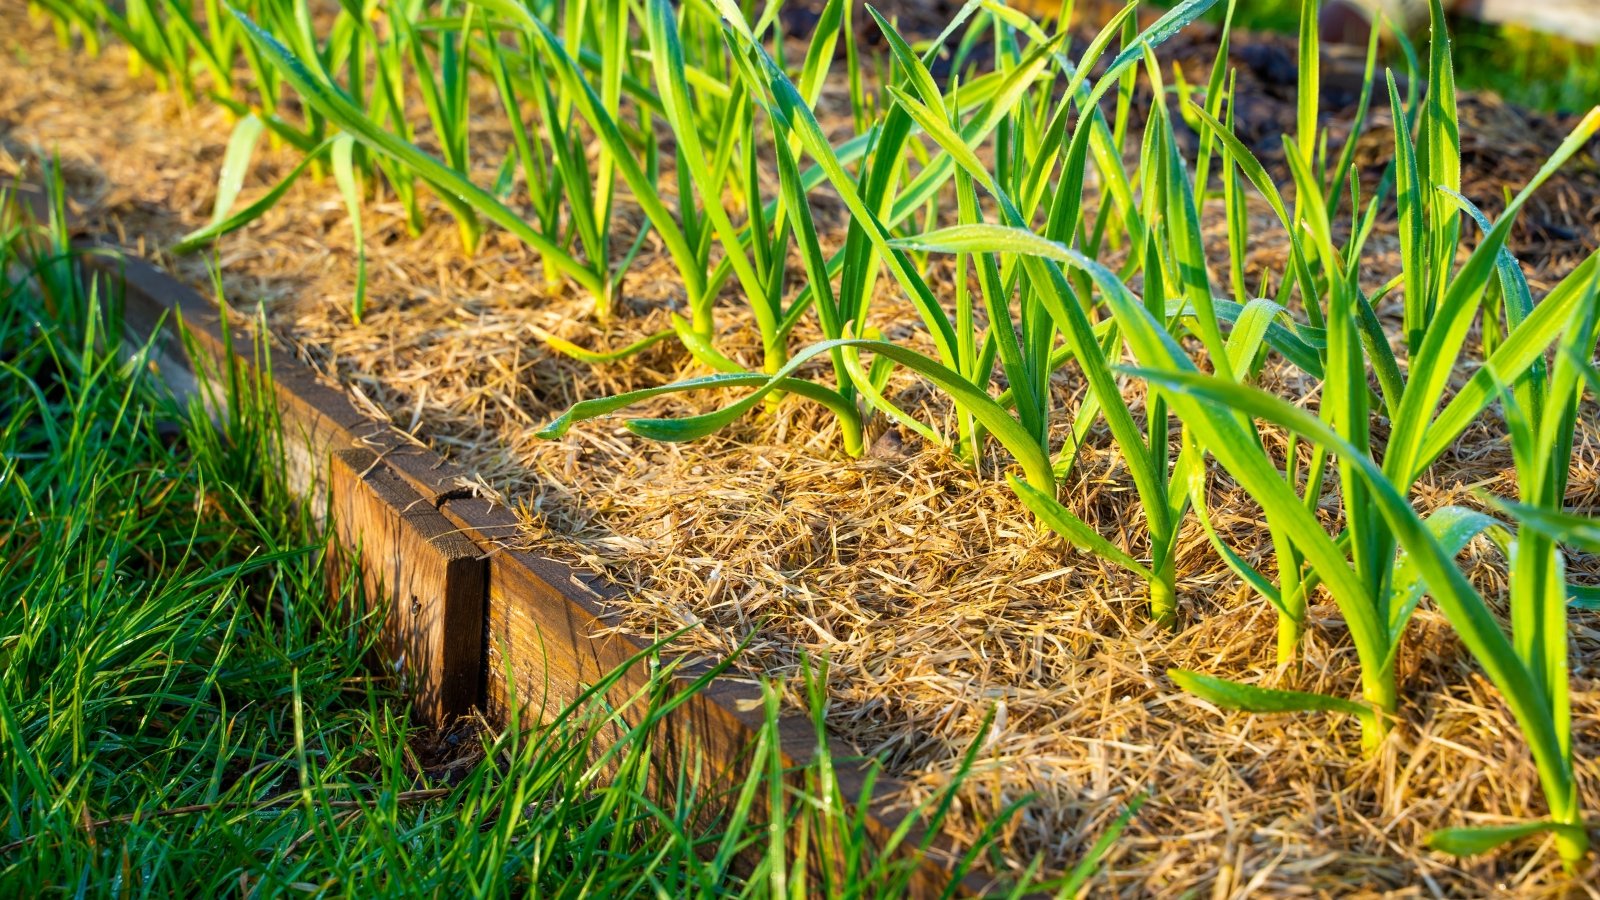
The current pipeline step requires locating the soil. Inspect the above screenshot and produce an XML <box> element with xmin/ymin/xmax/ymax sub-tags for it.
<box><xmin>5</xmin><ymin>5</ymin><xmax>1600</xmax><ymax>895</ymax></box>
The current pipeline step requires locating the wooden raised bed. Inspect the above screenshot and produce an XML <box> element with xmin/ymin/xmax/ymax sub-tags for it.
<box><xmin>1458</xmin><ymin>0</ymin><xmax>1600</xmax><ymax>44</ymax></box>
<box><xmin>15</xmin><ymin>182</ymin><xmax>985</xmax><ymax>897</ymax></box>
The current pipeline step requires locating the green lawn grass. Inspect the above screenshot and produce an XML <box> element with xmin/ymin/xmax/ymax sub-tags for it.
<box><xmin>1191</xmin><ymin>0</ymin><xmax>1600</xmax><ymax>113</ymax></box>
<box><xmin>0</xmin><ymin>178</ymin><xmax>1102</xmax><ymax>898</ymax></box>
<box><xmin>9</xmin><ymin>0</ymin><xmax>1596</xmax><ymax>887</ymax></box>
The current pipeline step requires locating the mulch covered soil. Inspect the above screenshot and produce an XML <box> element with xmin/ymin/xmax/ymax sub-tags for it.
<box><xmin>5</xmin><ymin>6</ymin><xmax>1600</xmax><ymax>894</ymax></box>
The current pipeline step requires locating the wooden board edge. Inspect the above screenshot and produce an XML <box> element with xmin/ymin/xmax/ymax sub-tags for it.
<box><xmin>32</xmin><ymin>217</ymin><xmax>996</xmax><ymax>895</ymax></box>
<box><xmin>331</xmin><ymin>448</ymin><xmax>487</xmax><ymax>724</ymax></box>
<box><xmin>1457</xmin><ymin>0</ymin><xmax>1600</xmax><ymax>44</ymax></box>
<box><xmin>439</xmin><ymin>494</ymin><xmax>989</xmax><ymax>895</ymax></box>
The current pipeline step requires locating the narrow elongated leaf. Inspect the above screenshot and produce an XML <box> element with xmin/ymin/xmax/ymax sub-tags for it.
<box><xmin>1443</xmin><ymin>188</ymin><xmax>1534</xmax><ymax>329</ymax></box>
<box><xmin>646</xmin><ymin>0</ymin><xmax>773</xmax><ymax>345</ymax></box>
<box><xmin>1101</xmin><ymin>0</ymin><xmax>1222</xmax><ymax>86</ymax></box>
<box><xmin>890</xmin><ymin>222</ymin><xmax>1170</xmax><ymax>542</ymax></box>
<box><xmin>724</xmin><ymin>38</ymin><xmax>962</xmax><ymax>365</ymax></box>
<box><xmin>1416</xmin><ymin>253</ymin><xmax>1600</xmax><ymax>477</ymax></box>
<box><xmin>1387</xmin><ymin>108</ymin><xmax>1600</xmax><ymax>488</ymax></box>
<box><xmin>536</xmin><ymin>369</ymin><xmax>860</xmax><ymax>459</ymax></box>
<box><xmin>1188</xmin><ymin>473</ymin><xmax>1287</xmax><ymax>615</ymax></box>
<box><xmin>330</xmin><ymin>133</ymin><xmax>367</xmax><ymax>322</ymax></box>
<box><xmin>1427</xmin><ymin>821</ymin><xmax>1579</xmax><ymax>857</ymax></box>
<box><xmin>1383</xmin><ymin>507</ymin><xmax>1510</xmax><ymax>668</ymax></box>
<box><xmin>1296</xmin><ymin>0</ymin><xmax>1318</xmax><ymax>170</ymax></box>
<box><xmin>839</xmin><ymin>339</ymin><xmax>943</xmax><ymax>448</ymax></box>
<box><xmin>210</xmin><ymin>114</ymin><xmax>266</xmax><ymax>225</ymax></box>
<box><xmin>1009</xmin><ymin>474</ymin><xmax>1154</xmax><ymax>580</ymax></box>
<box><xmin>550</xmin><ymin>335</ymin><xmax>1054</xmax><ymax>489</ymax></box>
<box><xmin>533</xmin><ymin>326</ymin><xmax>677</xmax><ymax>364</ymax></box>
<box><xmin>172</xmin><ymin>140</ymin><xmax>329</xmax><ymax>254</ymax></box>
<box><xmin>1169</xmin><ymin>670</ymin><xmax>1370</xmax><ymax>716</ymax></box>
<box><xmin>1388</xmin><ymin>70</ymin><xmax>1426</xmax><ymax>354</ymax></box>
<box><xmin>229</xmin><ymin>6</ymin><xmax>603</xmax><ymax>295</ymax></box>
<box><xmin>1419</xmin><ymin>0</ymin><xmax>1461</xmax><ymax>319</ymax></box>
<box><xmin>1135</xmin><ymin>368</ymin><xmax>1579</xmax><ymax>831</ymax></box>
<box><xmin>1059</xmin><ymin>791</ymin><xmax>1147</xmax><ymax>897</ymax></box>
<box><xmin>1222</xmin><ymin>298</ymin><xmax>1284</xmax><ymax>374</ymax></box>
<box><xmin>1493</xmin><ymin>500</ymin><xmax>1600</xmax><ymax>553</ymax></box>
<box><xmin>1186</xmin><ymin>102</ymin><xmax>1320</xmax><ymax>307</ymax></box>
<box><xmin>1570</xmin><ymin>585</ymin><xmax>1600</xmax><ymax>610</ymax></box>
<box><xmin>630</xmin><ymin>376</ymin><xmax>859</xmax><ymax>449</ymax></box>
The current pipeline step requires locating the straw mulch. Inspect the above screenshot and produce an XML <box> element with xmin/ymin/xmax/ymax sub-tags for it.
<box><xmin>5</xmin><ymin>8</ymin><xmax>1600</xmax><ymax>895</ymax></box>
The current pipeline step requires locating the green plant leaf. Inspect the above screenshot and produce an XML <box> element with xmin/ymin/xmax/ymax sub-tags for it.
<box><xmin>1426</xmin><ymin>821</ymin><xmax>1578</xmax><ymax>857</ymax></box>
<box><xmin>1169</xmin><ymin>669</ymin><xmax>1369</xmax><ymax>716</ymax></box>
<box><xmin>1382</xmin><ymin>506</ymin><xmax>1510</xmax><ymax>669</ymax></box>
<box><xmin>330</xmin><ymin>133</ymin><xmax>367</xmax><ymax>322</ymax></box>
<box><xmin>210</xmin><ymin>113</ymin><xmax>266</xmax><ymax>226</ymax></box>
<box><xmin>1492</xmin><ymin>499</ymin><xmax>1600</xmax><ymax>553</ymax></box>
<box><xmin>533</xmin><ymin>326</ymin><xmax>678</xmax><ymax>365</ymax></box>
<box><xmin>1135</xmin><ymin>367</ymin><xmax>1580</xmax><ymax>838</ymax></box>
<box><xmin>229</xmin><ymin>5</ymin><xmax>603</xmax><ymax>295</ymax></box>
<box><xmin>172</xmin><ymin>139</ymin><xmax>329</xmax><ymax>254</ymax></box>
<box><xmin>1008</xmin><ymin>473</ymin><xmax>1154</xmax><ymax>580</ymax></box>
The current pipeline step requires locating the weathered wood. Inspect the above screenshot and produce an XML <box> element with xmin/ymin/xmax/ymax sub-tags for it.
<box><xmin>32</xmin><ymin>198</ymin><xmax>989</xmax><ymax>895</ymax></box>
<box><xmin>439</xmin><ymin>494</ymin><xmax>975</xmax><ymax>895</ymax></box>
<box><xmin>75</xmin><ymin>249</ymin><xmax>469</xmax><ymax>508</ymax></box>
<box><xmin>332</xmin><ymin>449</ymin><xmax>486</xmax><ymax>724</ymax></box>
<box><xmin>1458</xmin><ymin>0</ymin><xmax>1600</xmax><ymax>43</ymax></box>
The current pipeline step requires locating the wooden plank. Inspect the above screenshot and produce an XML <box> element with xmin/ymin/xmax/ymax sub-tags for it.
<box><xmin>1458</xmin><ymin>0</ymin><xmax>1600</xmax><ymax>43</ymax></box>
<box><xmin>37</xmin><ymin>213</ymin><xmax>988</xmax><ymax>893</ymax></box>
<box><xmin>331</xmin><ymin>449</ymin><xmax>486</xmax><ymax>724</ymax></box>
<box><xmin>440</xmin><ymin>495</ymin><xmax>980</xmax><ymax>896</ymax></box>
<box><xmin>75</xmin><ymin>250</ymin><xmax>476</xmax><ymax>508</ymax></box>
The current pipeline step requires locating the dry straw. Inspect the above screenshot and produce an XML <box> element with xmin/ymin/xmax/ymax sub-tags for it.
<box><xmin>14</xmin><ymin>0</ymin><xmax>1600</xmax><ymax>887</ymax></box>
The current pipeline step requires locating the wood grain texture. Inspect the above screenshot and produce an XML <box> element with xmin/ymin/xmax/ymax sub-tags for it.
<box><xmin>440</xmin><ymin>494</ymin><xmax>971</xmax><ymax>895</ymax></box>
<box><xmin>332</xmin><ymin>449</ymin><xmax>486</xmax><ymax>724</ymax></box>
<box><xmin>31</xmin><ymin>190</ymin><xmax>990</xmax><ymax>896</ymax></box>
